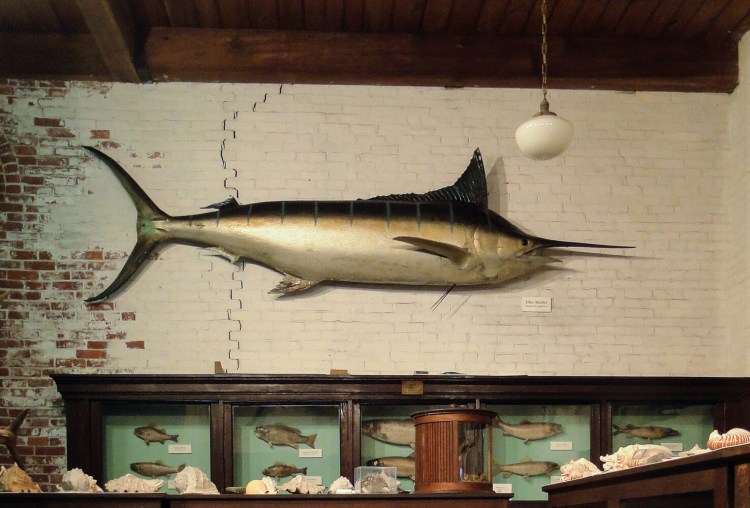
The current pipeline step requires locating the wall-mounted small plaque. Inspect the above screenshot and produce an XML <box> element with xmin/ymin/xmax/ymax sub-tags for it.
<box><xmin>402</xmin><ymin>380</ymin><xmax>424</xmax><ymax>395</ymax></box>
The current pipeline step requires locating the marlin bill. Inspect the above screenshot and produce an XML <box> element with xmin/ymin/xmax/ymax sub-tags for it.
<box><xmin>82</xmin><ymin>147</ymin><xmax>633</xmax><ymax>302</ymax></box>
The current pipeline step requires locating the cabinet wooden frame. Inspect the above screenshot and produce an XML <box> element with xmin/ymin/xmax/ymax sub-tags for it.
<box><xmin>52</xmin><ymin>374</ymin><xmax>750</xmax><ymax>504</ymax></box>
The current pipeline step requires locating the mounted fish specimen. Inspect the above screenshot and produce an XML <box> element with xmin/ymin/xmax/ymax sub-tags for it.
<box><xmin>493</xmin><ymin>417</ymin><xmax>563</xmax><ymax>444</ymax></box>
<box><xmin>0</xmin><ymin>409</ymin><xmax>28</xmax><ymax>469</ymax></box>
<box><xmin>82</xmin><ymin>147</ymin><xmax>632</xmax><ymax>302</ymax></box>
<box><xmin>367</xmin><ymin>455</ymin><xmax>416</xmax><ymax>480</ymax></box>
<box><xmin>613</xmin><ymin>423</ymin><xmax>679</xmax><ymax>441</ymax></box>
<box><xmin>361</xmin><ymin>419</ymin><xmax>415</xmax><ymax>448</ymax></box>
<box><xmin>134</xmin><ymin>423</ymin><xmax>179</xmax><ymax>445</ymax></box>
<box><xmin>492</xmin><ymin>458</ymin><xmax>559</xmax><ymax>478</ymax></box>
<box><xmin>262</xmin><ymin>462</ymin><xmax>307</xmax><ymax>478</ymax></box>
<box><xmin>130</xmin><ymin>460</ymin><xmax>185</xmax><ymax>478</ymax></box>
<box><xmin>254</xmin><ymin>423</ymin><xmax>317</xmax><ymax>449</ymax></box>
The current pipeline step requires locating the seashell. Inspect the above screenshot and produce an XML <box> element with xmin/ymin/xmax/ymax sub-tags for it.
<box><xmin>600</xmin><ymin>444</ymin><xmax>672</xmax><ymax>471</ymax></box>
<box><xmin>0</xmin><ymin>464</ymin><xmax>42</xmax><ymax>493</ymax></box>
<box><xmin>278</xmin><ymin>474</ymin><xmax>325</xmax><ymax>494</ymax></box>
<box><xmin>245</xmin><ymin>479</ymin><xmax>269</xmax><ymax>494</ymax></box>
<box><xmin>173</xmin><ymin>466</ymin><xmax>219</xmax><ymax>495</ymax></box>
<box><xmin>560</xmin><ymin>458</ymin><xmax>600</xmax><ymax>481</ymax></box>
<box><xmin>328</xmin><ymin>475</ymin><xmax>354</xmax><ymax>494</ymax></box>
<box><xmin>61</xmin><ymin>468</ymin><xmax>103</xmax><ymax>492</ymax></box>
<box><xmin>678</xmin><ymin>444</ymin><xmax>710</xmax><ymax>457</ymax></box>
<box><xmin>356</xmin><ymin>471</ymin><xmax>399</xmax><ymax>494</ymax></box>
<box><xmin>707</xmin><ymin>428</ymin><xmax>750</xmax><ymax>450</ymax></box>
<box><xmin>105</xmin><ymin>473</ymin><xmax>164</xmax><ymax>493</ymax></box>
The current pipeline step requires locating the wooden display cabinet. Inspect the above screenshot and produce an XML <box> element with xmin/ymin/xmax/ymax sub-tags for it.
<box><xmin>51</xmin><ymin>374</ymin><xmax>750</xmax><ymax>507</ymax></box>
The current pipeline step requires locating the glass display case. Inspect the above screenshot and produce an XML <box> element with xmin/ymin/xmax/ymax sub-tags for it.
<box><xmin>102</xmin><ymin>403</ymin><xmax>211</xmax><ymax>492</ymax></box>
<box><xmin>611</xmin><ymin>403</ymin><xmax>714</xmax><ymax>452</ymax></box>
<box><xmin>232</xmin><ymin>404</ymin><xmax>341</xmax><ymax>489</ymax></box>
<box><xmin>53</xmin><ymin>374</ymin><xmax>750</xmax><ymax>507</ymax></box>
<box><xmin>488</xmin><ymin>404</ymin><xmax>592</xmax><ymax>502</ymax></box>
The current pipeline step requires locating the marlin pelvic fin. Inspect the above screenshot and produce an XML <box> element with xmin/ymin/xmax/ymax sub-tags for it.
<box><xmin>83</xmin><ymin>146</ymin><xmax>171</xmax><ymax>303</ymax></box>
<box><xmin>367</xmin><ymin>148</ymin><xmax>488</xmax><ymax>208</ymax></box>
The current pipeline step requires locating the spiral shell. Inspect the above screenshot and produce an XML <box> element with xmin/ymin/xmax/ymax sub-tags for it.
<box><xmin>61</xmin><ymin>468</ymin><xmax>102</xmax><ymax>492</ymax></box>
<box><xmin>0</xmin><ymin>464</ymin><xmax>41</xmax><ymax>493</ymax></box>
<box><xmin>707</xmin><ymin>428</ymin><xmax>750</xmax><ymax>450</ymax></box>
<box><xmin>173</xmin><ymin>466</ymin><xmax>219</xmax><ymax>495</ymax></box>
<box><xmin>105</xmin><ymin>473</ymin><xmax>165</xmax><ymax>493</ymax></box>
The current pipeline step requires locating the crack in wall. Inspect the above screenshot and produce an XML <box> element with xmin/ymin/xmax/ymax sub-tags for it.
<box><xmin>223</xmin><ymin>85</ymin><xmax>285</xmax><ymax>372</ymax></box>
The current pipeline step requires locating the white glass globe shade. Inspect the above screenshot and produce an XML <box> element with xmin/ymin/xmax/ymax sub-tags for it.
<box><xmin>515</xmin><ymin>113</ymin><xmax>574</xmax><ymax>160</ymax></box>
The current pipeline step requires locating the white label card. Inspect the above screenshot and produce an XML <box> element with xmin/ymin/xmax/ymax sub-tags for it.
<box><xmin>493</xmin><ymin>483</ymin><xmax>513</xmax><ymax>494</ymax></box>
<box><xmin>299</xmin><ymin>448</ymin><xmax>323</xmax><ymax>458</ymax></box>
<box><xmin>167</xmin><ymin>480</ymin><xmax>176</xmax><ymax>490</ymax></box>
<box><xmin>168</xmin><ymin>444</ymin><xmax>192</xmax><ymax>454</ymax></box>
<box><xmin>661</xmin><ymin>442</ymin><xmax>683</xmax><ymax>452</ymax></box>
<box><xmin>550</xmin><ymin>441</ymin><xmax>573</xmax><ymax>451</ymax></box>
<box><xmin>550</xmin><ymin>475</ymin><xmax>563</xmax><ymax>484</ymax></box>
<box><xmin>305</xmin><ymin>476</ymin><xmax>323</xmax><ymax>485</ymax></box>
<box><xmin>521</xmin><ymin>296</ymin><xmax>552</xmax><ymax>312</ymax></box>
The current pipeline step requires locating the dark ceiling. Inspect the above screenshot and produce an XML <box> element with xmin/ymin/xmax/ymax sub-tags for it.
<box><xmin>1</xmin><ymin>0</ymin><xmax>749</xmax><ymax>93</ymax></box>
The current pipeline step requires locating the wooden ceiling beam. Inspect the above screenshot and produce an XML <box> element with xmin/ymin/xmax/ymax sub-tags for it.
<box><xmin>145</xmin><ymin>27</ymin><xmax>738</xmax><ymax>93</ymax></box>
<box><xmin>75</xmin><ymin>0</ymin><xmax>140</xmax><ymax>82</ymax></box>
<box><xmin>0</xmin><ymin>32</ymin><xmax>109</xmax><ymax>80</ymax></box>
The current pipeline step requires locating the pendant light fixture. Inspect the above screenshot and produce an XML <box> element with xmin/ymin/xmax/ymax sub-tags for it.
<box><xmin>515</xmin><ymin>0</ymin><xmax>574</xmax><ymax>160</ymax></box>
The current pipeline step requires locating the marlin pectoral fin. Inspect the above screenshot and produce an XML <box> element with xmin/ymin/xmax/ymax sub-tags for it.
<box><xmin>394</xmin><ymin>236</ymin><xmax>473</xmax><ymax>268</ymax></box>
<box><xmin>270</xmin><ymin>274</ymin><xmax>320</xmax><ymax>294</ymax></box>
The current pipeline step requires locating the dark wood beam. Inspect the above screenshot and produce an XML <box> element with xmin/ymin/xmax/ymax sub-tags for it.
<box><xmin>75</xmin><ymin>0</ymin><xmax>140</xmax><ymax>82</ymax></box>
<box><xmin>0</xmin><ymin>33</ymin><xmax>109</xmax><ymax>80</ymax></box>
<box><xmin>145</xmin><ymin>28</ymin><xmax>738</xmax><ymax>93</ymax></box>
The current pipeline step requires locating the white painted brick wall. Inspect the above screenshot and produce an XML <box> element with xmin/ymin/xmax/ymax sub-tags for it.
<box><xmin>6</xmin><ymin>72</ymin><xmax>739</xmax><ymax>376</ymax></box>
<box><xmin>727</xmin><ymin>33</ymin><xmax>750</xmax><ymax>375</ymax></box>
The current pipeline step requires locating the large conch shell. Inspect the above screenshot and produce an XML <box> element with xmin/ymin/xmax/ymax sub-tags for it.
<box><xmin>105</xmin><ymin>473</ymin><xmax>165</xmax><ymax>493</ymax></box>
<box><xmin>0</xmin><ymin>463</ymin><xmax>42</xmax><ymax>493</ymax></box>
<box><xmin>707</xmin><ymin>428</ymin><xmax>750</xmax><ymax>450</ymax></box>
<box><xmin>328</xmin><ymin>475</ymin><xmax>354</xmax><ymax>494</ymax></box>
<box><xmin>61</xmin><ymin>468</ymin><xmax>102</xmax><ymax>492</ymax></box>
<box><xmin>560</xmin><ymin>458</ymin><xmax>601</xmax><ymax>481</ymax></box>
<box><xmin>173</xmin><ymin>466</ymin><xmax>219</xmax><ymax>495</ymax></box>
<box><xmin>244</xmin><ymin>476</ymin><xmax>277</xmax><ymax>494</ymax></box>
<box><xmin>600</xmin><ymin>444</ymin><xmax>673</xmax><ymax>471</ymax></box>
<box><xmin>278</xmin><ymin>474</ymin><xmax>325</xmax><ymax>494</ymax></box>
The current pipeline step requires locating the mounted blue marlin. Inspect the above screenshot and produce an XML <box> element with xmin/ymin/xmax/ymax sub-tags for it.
<box><xmin>82</xmin><ymin>147</ymin><xmax>632</xmax><ymax>303</ymax></box>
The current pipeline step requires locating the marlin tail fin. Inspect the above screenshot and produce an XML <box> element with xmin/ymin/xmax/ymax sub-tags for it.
<box><xmin>83</xmin><ymin>146</ymin><xmax>170</xmax><ymax>303</ymax></box>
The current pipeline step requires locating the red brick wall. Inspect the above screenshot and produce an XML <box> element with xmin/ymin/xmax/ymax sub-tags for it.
<box><xmin>0</xmin><ymin>79</ymin><xmax>128</xmax><ymax>491</ymax></box>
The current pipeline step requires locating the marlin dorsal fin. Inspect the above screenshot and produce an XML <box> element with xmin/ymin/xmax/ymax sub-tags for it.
<box><xmin>367</xmin><ymin>148</ymin><xmax>488</xmax><ymax>208</ymax></box>
<box><xmin>202</xmin><ymin>196</ymin><xmax>241</xmax><ymax>211</ymax></box>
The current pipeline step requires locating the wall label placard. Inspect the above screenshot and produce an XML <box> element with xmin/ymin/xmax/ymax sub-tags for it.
<box><xmin>521</xmin><ymin>296</ymin><xmax>552</xmax><ymax>312</ymax></box>
<box><xmin>299</xmin><ymin>448</ymin><xmax>323</xmax><ymax>458</ymax></box>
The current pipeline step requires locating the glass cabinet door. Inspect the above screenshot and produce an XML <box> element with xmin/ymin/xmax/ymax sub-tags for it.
<box><xmin>232</xmin><ymin>404</ymin><xmax>341</xmax><ymax>489</ymax></box>
<box><xmin>102</xmin><ymin>403</ymin><xmax>211</xmax><ymax>492</ymax></box>
<box><xmin>611</xmin><ymin>403</ymin><xmax>714</xmax><ymax>452</ymax></box>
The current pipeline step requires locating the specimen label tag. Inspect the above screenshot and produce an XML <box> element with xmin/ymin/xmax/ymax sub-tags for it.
<box><xmin>299</xmin><ymin>448</ymin><xmax>323</xmax><ymax>458</ymax></box>
<box><xmin>493</xmin><ymin>483</ymin><xmax>513</xmax><ymax>494</ymax></box>
<box><xmin>661</xmin><ymin>442</ymin><xmax>683</xmax><ymax>452</ymax></box>
<box><xmin>168</xmin><ymin>444</ymin><xmax>192</xmax><ymax>454</ymax></box>
<box><xmin>522</xmin><ymin>296</ymin><xmax>552</xmax><ymax>312</ymax></box>
<box><xmin>305</xmin><ymin>476</ymin><xmax>323</xmax><ymax>485</ymax></box>
<box><xmin>550</xmin><ymin>441</ymin><xmax>573</xmax><ymax>451</ymax></box>
<box><xmin>550</xmin><ymin>475</ymin><xmax>563</xmax><ymax>484</ymax></box>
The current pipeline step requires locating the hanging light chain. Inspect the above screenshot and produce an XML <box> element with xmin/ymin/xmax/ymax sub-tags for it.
<box><xmin>541</xmin><ymin>0</ymin><xmax>548</xmax><ymax>101</ymax></box>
